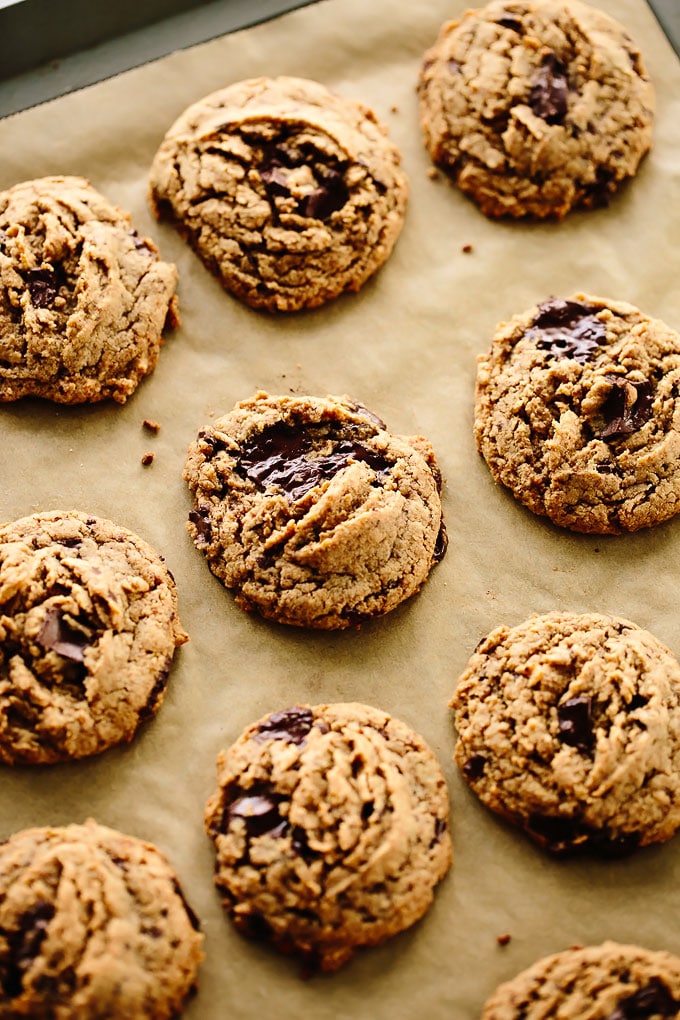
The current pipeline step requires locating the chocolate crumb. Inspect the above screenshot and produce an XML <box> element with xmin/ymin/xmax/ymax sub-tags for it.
<box><xmin>141</xmin><ymin>453</ymin><xmax>155</xmax><ymax>466</ymax></box>
<box><xmin>462</xmin><ymin>243</ymin><xmax>474</xmax><ymax>253</ymax></box>
<box><xmin>143</xmin><ymin>419</ymin><xmax>161</xmax><ymax>433</ymax></box>
<box><xmin>390</xmin><ymin>104</ymin><xmax>399</xmax><ymax>113</ymax></box>
<box><xmin>497</xmin><ymin>933</ymin><xmax>511</xmax><ymax>946</ymax></box>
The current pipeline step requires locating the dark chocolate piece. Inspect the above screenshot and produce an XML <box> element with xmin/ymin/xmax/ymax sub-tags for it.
<box><xmin>4</xmin><ymin>901</ymin><xmax>55</xmax><ymax>998</ymax></box>
<box><xmin>557</xmin><ymin>696</ymin><xmax>594</xmax><ymax>750</ymax></box>
<box><xmin>463</xmin><ymin>754</ymin><xmax>487</xmax><ymax>780</ymax></box>
<box><xmin>238</xmin><ymin>422</ymin><xmax>390</xmax><ymax>502</ymax></box>
<box><xmin>496</xmin><ymin>16</ymin><xmax>523</xmax><ymax>32</ymax></box>
<box><xmin>298</xmin><ymin>168</ymin><xmax>349</xmax><ymax>221</ymax></box>
<box><xmin>23</xmin><ymin>266</ymin><xmax>62</xmax><ymax>308</ymax></box>
<box><xmin>529</xmin><ymin>299</ymin><xmax>606</xmax><ymax>363</ymax></box>
<box><xmin>606</xmin><ymin>979</ymin><xmax>680</xmax><ymax>1020</ymax></box>
<box><xmin>189</xmin><ymin>506</ymin><xmax>212</xmax><ymax>545</ymax></box>
<box><xmin>529</xmin><ymin>52</ymin><xmax>569</xmax><ymax>124</ymax></box>
<box><xmin>253</xmin><ymin>706</ymin><xmax>314</xmax><ymax>745</ymax></box>
<box><xmin>37</xmin><ymin>608</ymin><xmax>91</xmax><ymax>662</ymax></box>
<box><xmin>598</xmin><ymin>375</ymin><xmax>653</xmax><ymax>439</ymax></box>
<box><xmin>226</xmin><ymin>786</ymin><xmax>287</xmax><ymax>839</ymax></box>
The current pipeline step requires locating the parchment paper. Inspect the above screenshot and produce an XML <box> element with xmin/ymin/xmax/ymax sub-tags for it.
<box><xmin>2</xmin><ymin>1</ymin><xmax>680</xmax><ymax>1016</ymax></box>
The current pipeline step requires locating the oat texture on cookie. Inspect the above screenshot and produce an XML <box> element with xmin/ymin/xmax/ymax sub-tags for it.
<box><xmin>418</xmin><ymin>0</ymin><xmax>654</xmax><ymax>219</ymax></box>
<box><xmin>474</xmin><ymin>293</ymin><xmax>680</xmax><ymax>533</ymax></box>
<box><xmin>149</xmin><ymin>76</ymin><xmax>408</xmax><ymax>311</ymax></box>
<box><xmin>481</xmin><ymin>941</ymin><xmax>680</xmax><ymax>1019</ymax></box>
<box><xmin>451</xmin><ymin>611</ymin><xmax>680</xmax><ymax>856</ymax></box>
<box><xmin>183</xmin><ymin>392</ymin><xmax>447</xmax><ymax>629</ymax></box>
<box><xmin>0</xmin><ymin>176</ymin><xmax>179</xmax><ymax>404</ymax></box>
<box><xmin>0</xmin><ymin>820</ymin><xmax>203</xmax><ymax>1019</ymax></box>
<box><xmin>0</xmin><ymin>510</ymin><xmax>187</xmax><ymax>764</ymax></box>
<box><xmin>205</xmin><ymin>702</ymin><xmax>452</xmax><ymax>971</ymax></box>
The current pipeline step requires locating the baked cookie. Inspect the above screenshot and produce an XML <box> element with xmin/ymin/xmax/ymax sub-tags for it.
<box><xmin>205</xmin><ymin>702</ymin><xmax>452</xmax><ymax>971</ymax></box>
<box><xmin>474</xmin><ymin>293</ymin><xmax>680</xmax><ymax>534</ymax></box>
<box><xmin>0</xmin><ymin>819</ymin><xmax>203</xmax><ymax>1019</ymax></box>
<box><xmin>0</xmin><ymin>510</ymin><xmax>187</xmax><ymax>764</ymax></box>
<box><xmin>451</xmin><ymin>611</ymin><xmax>680</xmax><ymax>856</ymax></box>
<box><xmin>184</xmin><ymin>392</ymin><xmax>447</xmax><ymax>629</ymax></box>
<box><xmin>418</xmin><ymin>0</ymin><xmax>654</xmax><ymax>219</ymax></box>
<box><xmin>149</xmin><ymin>75</ymin><xmax>408</xmax><ymax>311</ymax></box>
<box><xmin>0</xmin><ymin>176</ymin><xmax>178</xmax><ymax>404</ymax></box>
<box><xmin>481</xmin><ymin>941</ymin><xmax>680</xmax><ymax>1018</ymax></box>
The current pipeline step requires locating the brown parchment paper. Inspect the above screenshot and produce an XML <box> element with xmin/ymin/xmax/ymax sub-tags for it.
<box><xmin>2</xmin><ymin>0</ymin><xmax>680</xmax><ymax>1016</ymax></box>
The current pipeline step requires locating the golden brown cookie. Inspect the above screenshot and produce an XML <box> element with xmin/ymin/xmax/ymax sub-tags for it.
<box><xmin>474</xmin><ymin>293</ymin><xmax>680</xmax><ymax>533</ymax></box>
<box><xmin>0</xmin><ymin>510</ymin><xmax>187</xmax><ymax>764</ymax></box>
<box><xmin>451</xmin><ymin>611</ymin><xmax>680</xmax><ymax>856</ymax></box>
<box><xmin>149</xmin><ymin>76</ymin><xmax>408</xmax><ymax>311</ymax></box>
<box><xmin>481</xmin><ymin>941</ymin><xmax>680</xmax><ymax>1018</ymax></box>
<box><xmin>0</xmin><ymin>820</ymin><xmax>203</xmax><ymax>1019</ymax></box>
<box><xmin>0</xmin><ymin>176</ymin><xmax>178</xmax><ymax>403</ymax></box>
<box><xmin>418</xmin><ymin>0</ymin><xmax>654</xmax><ymax>219</ymax></box>
<box><xmin>205</xmin><ymin>702</ymin><xmax>452</xmax><ymax>971</ymax></box>
<box><xmin>183</xmin><ymin>392</ymin><xmax>447</xmax><ymax>629</ymax></box>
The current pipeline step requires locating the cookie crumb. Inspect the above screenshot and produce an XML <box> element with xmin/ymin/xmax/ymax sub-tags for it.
<box><xmin>427</xmin><ymin>167</ymin><xmax>440</xmax><ymax>181</ymax></box>
<box><xmin>497</xmin><ymin>933</ymin><xmax>511</xmax><ymax>946</ymax></box>
<box><xmin>143</xmin><ymin>418</ymin><xmax>161</xmax><ymax>433</ymax></box>
<box><xmin>141</xmin><ymin>453</ymin><xmax>155</xmax><ymax>466</ymax></box>
<box><xmin>461</xmin><ymin>243</ymin><xmax>474</xmax><ymax>254</ymax></box>
<box><xmin>390</xmin><ymin>104</ymin><xmax>399</xmax><ymax>114</ymax></box>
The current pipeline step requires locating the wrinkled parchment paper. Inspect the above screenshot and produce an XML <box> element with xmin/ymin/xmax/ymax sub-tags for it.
<box><xmin>2</xmin><ymin>0</ymin><xmax>680</xmax><ymax>1016</ymax></box>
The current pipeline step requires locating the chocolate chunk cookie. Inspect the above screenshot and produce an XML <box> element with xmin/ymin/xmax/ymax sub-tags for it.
<box><xmin>0</xmin><ymin>176</ymin><xmax>179</xmax><ymax>404</ymax></box>
<box><xmin>0</xmin><ymin>510</ymin><xmax>187</xmax><ymax>764</ymax></box>
<box><xmin>0</xmin><ymin>819</ymin><xmax>203</xmax><ymax>1019</ymax></box>
<box><xmin>474</xmin><ymin>293</ymin><xmax>680</xmax><ymax>533</ymax></box>
<box><xmin>184</xmin><ymin>392</ymin><xmax>446</xmax><ymax>629</ymax></box>
<box><xmin>149</xmin><ymin>76</ymin><xmax>408</xmax><ymax>311</ymax></box>
<box><xmin>481</xmin><ymin>941</ymin><xmax>680</xmax><ymax>1018</ymax></box>
<box><xmin>418</xmin><ymin>0</ymin><xmax>654</xmax><ymax>219</ymax></box>
<box><xmin>205</xmin><ymin>702</ymin><xmax>452</xmax><ymax>971</ymax></box>
<box><xmin>451</xmin><ymin>611</ymin><xmax>680</xmax><ymax>856</ymax></box>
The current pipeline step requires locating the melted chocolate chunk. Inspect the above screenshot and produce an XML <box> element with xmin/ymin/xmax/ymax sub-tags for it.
<box><xmin>528</xmin><ymin>813</ymin><xmax>640</xmax><ymax>857</ymax></box>
<box><xmin>189</xmin><ymin>506</ymin><xmax>212</xmax><ymax>545</ymax></box>
<box><xmin>22</xmin><ymin>266</ymin><xmax>65</xmax><ymax>308</ymax></box>
<box><xmin>607</xmin><ymin>979</ymin><xmax>680</xmax><ymax>1020</ymax></box>
<box><xmin>298</xmin><ymin>167</ymin><xmax>349</xmax><ymax>221</ymax></box>
<box><xmin>291</xmin><ymin>825</ymin><xmax>319</xmax><ymax>862</ymax></box>
<box><xmin>529</xmin><ymin>299</ymin><xmax>607</xmax><ymax>364</ymax></box>
<box><xmin>37</xmin><ymin>608</ymin><xmax>91</xmax><ymax>663</ymax></box>
<box><xmin>238</xmin><ymin>422</ymin><xmax>390</xmax><ymax>502</ymax></box>
<box><xmin>4</xmin><ymin>901</ymin><xmax>55</xmax><ymax>998</ymax></box>
<box><xmin>253</xmin><ymin>706</ymin><xmax>314</xmax><ymax>745</ymax></box>
<box><xmin>260</xmin><ymin>164</ymin><xmax>290</xmax><ymax>198</ymax></box>
<box><xmin>448</xmin><ymin>58</ymin><xmax>462</xmax><ymax>74</ymax></box>
<box><xmin>496</xmin><ymin>16</ymin><xmax>523</xmax><ymax>32</ymax></box>
<box><xmin>529</xmin><ymin>52</ymin><xmax>569</xmax><ymax>123</ymax></box>
<box><xmin>463</xmin><ymin>754</ymin><xmax>487</xmax><ymax>781</ymax></box>
<box><xmin>225</xmin><ymin>785</ymin><xmax>287</xmax><ymax>839</ymax></box>
<box><xmin>431</xmin><ymin>817</ymin><xmax>447</xmax><ymax>846</ymax></box>
<box><xmin>598</xmin><ymin>375</ymin><xmax>653</xmax><ymax>439</ymax></box>
<box><xmin>586</xmin><ymin>166</ymin><xmax>617</xmax><ymax>208</ymax></box>
<box><xmin>557</xmin><ymin>696</ymin><xmax>594</xmax><ymax>750</ymax></box>
<box><xmin>348</xmin><ymin>402</ymin><xmax>387</xmax><ymax>430</ymax></box>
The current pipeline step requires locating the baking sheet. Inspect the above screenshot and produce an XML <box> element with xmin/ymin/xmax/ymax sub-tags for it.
<box><xmin>2</xmin><ymin>0</ymin><xmax>680</xmax><ymax>1016</ymax></box>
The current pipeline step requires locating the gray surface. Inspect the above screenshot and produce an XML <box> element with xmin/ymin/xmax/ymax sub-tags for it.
<box><xmin>0</xmin><ymin>0</ymin><xmax>318</xmax><ymax>118</ymax></box>
<box><xmin>0</xmin><ymin>0</ymin><xmax>677</xmax><ymax>120</ymax></box>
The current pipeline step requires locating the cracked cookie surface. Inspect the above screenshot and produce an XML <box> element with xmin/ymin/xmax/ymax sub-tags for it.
<box><xmin>183</xmin><ymin>392</ymin><xmax>446</xmax><ymax>629</ymax></box>
<box><xmin>205</xmin><ymin>702</ymin><xmax>452</xmax><ymax>971</ymax></box>
<box><xmin>0</xmin><ymin>176</ymin><xmax>178</xmax><ymax>404</ymax></box>
<box><xmin>451</xmin><ymin>611</ymin><xmax>680</xmax><ymax>856</ymax></box>
<box><xmin>474</xmin><ymin>293</ymin><xmax>680</xmax><ymax>533</ymax></box>
<box><xmin>481</xmin><ymin>941</ymin><xmax>680</xmax><ymax>1019</ymax></box>
<box><xmin>0</xmin><ymin>819</ymin><xmax>203</xmax><ymax>1019</ymax></box>
<box><xmin>418</xmin><ymin>0</ymin><xmax>654</xmax><ymax>219</ymax></box>
<box><xmin>149</xmin><ymin>75</ymin><xmax>408</xmax><ymax>311</ymax></box>
<box><xmin>0</xmin><ymin>510</ymin><xmax>187</xmax><ymax>764</ymax></box>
